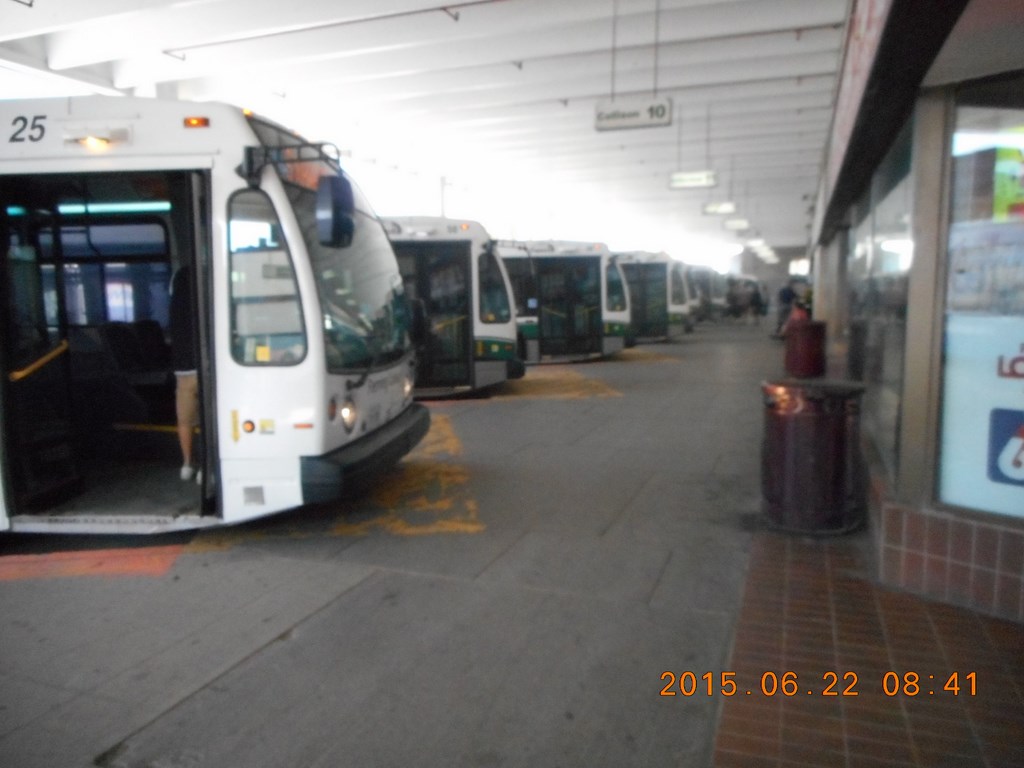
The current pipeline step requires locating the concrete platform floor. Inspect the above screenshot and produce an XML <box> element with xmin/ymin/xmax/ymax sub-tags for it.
<box><xmin>0</xmin><ymin>324</ymin><xmax>1020</xmax><ymax>768</ymax></box>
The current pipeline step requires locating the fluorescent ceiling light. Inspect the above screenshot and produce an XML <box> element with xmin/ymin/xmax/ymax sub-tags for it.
<box><xmin>789</xmin><ymin>259</ymin><xmax>811</xmax><ymax>276</ymax></box>
<box><xmin>723</xmin><ymin>218</ymin><xmax>750</xmax><ymax>231</ymax></box>
<box><xmin>669</xmin><ymin>170</ymin><xmax>716</xmax><ymax>189</ymax></box>
<box><xmin>703</xmin><ymin>201</ymin><xmax>736</xmax><ymax>215</ymax></box>
<box><xmin>58</xmin><ymin>202</ymin><xmax>171</xmax><ymax>214</ymax></box>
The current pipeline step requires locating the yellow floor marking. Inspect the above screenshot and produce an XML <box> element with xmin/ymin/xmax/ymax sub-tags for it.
<box><xmin>491</xmin><ymin>366</ymin><xmax>622</xmax><ymax>400</ymax></box>
<box><xmin>331</xmin><ymin>413</ymin><xmax>482</xmax><ymax>537</ymax></box>
<box><xmin>614</xmin><ymin>347</ymin><xmax>679</xmax><ymax>363</ymax></box>
<box><xmin>184</xmin><ymin>530</ymin><xmax>249</xmax><ymax>552</ymax></box>
<box><xmin>182</xmin><ymin>413</ymin><xmax>482</xmax><ymax>549</ymax></box>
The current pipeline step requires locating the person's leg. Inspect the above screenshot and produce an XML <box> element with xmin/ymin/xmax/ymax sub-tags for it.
<box><xmin>175</xmin><ymin>372</ymin><xmax>199</xmax><ymax>479</ymax></box>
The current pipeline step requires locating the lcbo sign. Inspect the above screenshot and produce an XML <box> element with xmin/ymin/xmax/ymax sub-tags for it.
<box><xmin>941</xmin><ymin>317</ymin><xmax>1024</xmax><ymax>516</ymax></box>
<box><xmin>595</xmin><ymin>98</ymin><xmax>672</xmax><ymax>131</ymax></box>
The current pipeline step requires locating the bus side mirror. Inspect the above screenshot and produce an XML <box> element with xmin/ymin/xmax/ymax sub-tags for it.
<box><xmin>316</xmin><ymin>175</ymin><xmax>356</xmax><ymax>248</ymax></box>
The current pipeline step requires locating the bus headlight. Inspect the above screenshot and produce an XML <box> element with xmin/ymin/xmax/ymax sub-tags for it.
<box><xmin>340</xmin><ymin>398</ymin><xmax>357</xmax><ymax>433</ymax></box>
<box><xmin>404</xmin><ymin>374</ymin><xmax>414</xmax><ymax>399</ymax></box>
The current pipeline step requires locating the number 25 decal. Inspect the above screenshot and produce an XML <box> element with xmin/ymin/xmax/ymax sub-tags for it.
<box><xmin>9</xmin><ymin>115</ymin><xmax>47</xmax><ymax>143</ymax></box>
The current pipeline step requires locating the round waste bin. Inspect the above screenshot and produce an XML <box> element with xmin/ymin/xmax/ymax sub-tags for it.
<box><xmin>784</xmin><ymin>320</ymin><xmax>826</xmax><ymax>378</ymax></box>
<box><xmin>761</xmin><ymin>379</ymin><xmax>866</xmax><ymax>534</ymax></box>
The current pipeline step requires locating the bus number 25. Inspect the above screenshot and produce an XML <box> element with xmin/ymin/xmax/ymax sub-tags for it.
<box><xmin>9</xmin><ymin>115</ymin><xmax>47</xmax><ymax>143</ymax></box>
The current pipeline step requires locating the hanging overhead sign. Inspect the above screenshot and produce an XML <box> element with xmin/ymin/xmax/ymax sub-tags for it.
<box><xmin>668</xmin><ymin>170</ymin><xmax>716</xmax><ymax>189</ymax></box>
<box><xmin>595</xmin><ymin>97</ymin><xmax>672</xmax><ymax>131</ymax></box>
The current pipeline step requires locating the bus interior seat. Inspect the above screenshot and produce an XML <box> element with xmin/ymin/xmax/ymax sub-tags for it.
<box><xmin>67</xmin><ymin>327</ymin><xmax>150</xmax><ymax>435</ymax></box>
<box><xmin>131</xmin><ymin>319</ymin><xmax>172</xmax><ymax>369</ymax></box>
<box><xmin>97</xmin><ymin>321</ymin><xmax>173</xmax><ymax>388</ymax></box>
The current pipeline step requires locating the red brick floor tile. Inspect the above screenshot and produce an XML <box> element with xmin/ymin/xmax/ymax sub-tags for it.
<box><xmin>779</xmin><ymin>709</ymin><xmax>844</xmax><ymax>733</ymax></box>
<box><xmin>841</xmin><ymin>703</ymin><xmax>910</xmax><ymax>731</ymax></box>
<box><xmin>779</xmin><ymin>723</ymin><xmax>845</xmax><ymax>753</ymax></box>
<box><xmin>914</xmin><ymin>748</ymin><xmax>987</xmax><ymax>767</ymax></box>
<box><xmin>717</xmin><ymin>529</ymin><xmax>1024</xmax><ymax>768</ymax></box>
<box><xmin>845</xmin><ymin>756</ymin><xmax>921</xmax><ymax>768</ymax></box>
<box><xmin>714</xmin><ymin>729</ymin><xmax>781</xmax><ymax>759</ymax></box>
<box><xmin>977</xmin><ymin>739</ymin><xmax>1024</xmax><ymax>768</ymax></box>
<box><xmin>714</xmin><ymin>750</ymin><xmax>779</xmax><ymax>767</ymax></box>
<box><xmin>777</xmin><ymin>741</ymin><xmax>847</xmax><ymax>766</ymax></box>
<box><xmin>904</xmin><ymin>712</ymin><xmax>975</xmax><ymax>739</ymax></box>
<box><xmin>846</xmin><ymin>735</ymin><xmax>918</xmax><ymax>763</ymax></box>
<box><xmin>779</xmin><ymin>696</ymin><xmax>845</xmax><ymax>719</ymax></box>
<box><xmin>907</xmin><ymin>729</ymin><xmax>985</xmax><ymax>760</ymax></box>
<box><xmin>717</xmin><ymin>710</ymin><xmax>781</xmax><ymax>742</ymax></box>
<box><xmin>841</xmin><ymin>722</ymin><xmax>913</xmax><ymax>749</ymax></box>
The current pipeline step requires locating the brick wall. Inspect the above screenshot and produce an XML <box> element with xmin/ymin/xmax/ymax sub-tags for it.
<box><xmin>870</xmin><ymin>485</ymin><xmax>1024</xmax><ymax>623</ymax></box>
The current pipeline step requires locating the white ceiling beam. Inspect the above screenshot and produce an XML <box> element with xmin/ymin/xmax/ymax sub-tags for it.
<box><xmin>306</xmin><ymin>38</ymin><xmax>841</xmax><ymax>108</ymax></box>
<box><xmin>0</xmin><ymin>39</ymin><xmax>120</xmax><ymax>95</ymax></box>
<box><xmin>241</xmin><ymin>51</ymin><xmax>839</xmax><ymax>120</ymax></box>
<box><xmin>0</xmin><ymin>0</ymin><xmax>172</xmax><ymax>42</ymax></box>
<box><xmin>454</xmin><ymin>110</ymin><xmax>831</xmax><ymax>150</ymax></box>
<box><xmin>100</xmin><ymin>0</ymin><xmax>844</xmax><ymax>88</ymax></box>
<box><xmin>534</xmin><ymin>140</ymin><xmax>826</xmax><ymax>174</ymax></box>
<box><xmin>44</xmin><ymin>0</ymin><xmax>490</xmax><ymax>70</ymax></box>
<box><xmin>171</xmin><ymin>24</ymin><xmax>840</xmax><ymax>96</ymax></box>
<box><xmin>386</xmin><ymin>76</ymin><xmax>836</xmax><ymax>128</ymax></box>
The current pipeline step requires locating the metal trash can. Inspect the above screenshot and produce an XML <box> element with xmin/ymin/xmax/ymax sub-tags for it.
<box><xmin>761</xmin><ymin>379</ymin><xmax>866</xmax><ymax>534</ymax></box>
<box><xmin>784</xmin><ymin>320</ymin><xmax>826</xmax><ymax>378</ymax></box>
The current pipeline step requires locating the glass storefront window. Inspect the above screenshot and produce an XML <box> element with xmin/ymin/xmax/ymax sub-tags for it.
<box><xmin>939</xmin><ymin>77</ymin><xmax>1024</xmax><ymax>517</ymax></box>
<box><xmin>846</xmin><ymin>122</ymin><xmax>913</xmax><ymax>483</ymax></box>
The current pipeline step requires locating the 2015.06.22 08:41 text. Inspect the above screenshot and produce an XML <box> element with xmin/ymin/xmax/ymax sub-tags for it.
<box><xmin>660</xmin><ymin>671</ymin><xmax>978</xmax><ymax>697</ymax></box>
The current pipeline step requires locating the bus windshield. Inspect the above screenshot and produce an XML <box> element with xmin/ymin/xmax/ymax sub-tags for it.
<box><xmin>249</xmin><ymin>118</ymin><xmax>411</xmax><ymax>371</ymax></box>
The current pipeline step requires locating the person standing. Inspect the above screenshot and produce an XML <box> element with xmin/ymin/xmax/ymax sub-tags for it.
<box><xmin>774</xmin><ymin>278</ymin><xmax>797</xmax><ymax>337</ymax></box>
<box><xmin>169</xmin><ymin>264</ymin><xmax>200</xmax><ymax>482</ymax></box>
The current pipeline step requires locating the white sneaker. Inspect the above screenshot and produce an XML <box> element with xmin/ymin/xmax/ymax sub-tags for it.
<box><xmin>196</xmin><ymin>469</ymin><xmax>203</xmax><ymax>485</ymax></box>
<box><xmin>180</xmin><ymin>464</ymin><xmax>196</xmax><ymax>481</ymax></box>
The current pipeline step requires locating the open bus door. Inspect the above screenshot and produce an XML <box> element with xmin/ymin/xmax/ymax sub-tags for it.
<box><xmin>395</xmin><ymin>243</ymin><xmax>472</xmax><ymax>390</ymax></box>
<box><xmin>0</xmin><ymin>169</ymin><xmax>218</xmax><ymax>532</ymax></box>
<box><xmin>2</xmin><ymin>208</ymin><xmax>83</xmax><ymax>513</ymax></box>
<box><xmin>624</xmin><ymin>263</ymin><xmax>669</xmax><ymax>339</ymax></box>
<box><xmin>537</xmin><ymin>257</ymin><xmax>601</xmax><ymax>357</ymax></box>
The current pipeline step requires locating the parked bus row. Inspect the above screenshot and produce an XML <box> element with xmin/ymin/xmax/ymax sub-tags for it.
<box><xmin>1</xmin><ymin>95</ymin><xmax>743</xmax><ymax>535</ymax></box>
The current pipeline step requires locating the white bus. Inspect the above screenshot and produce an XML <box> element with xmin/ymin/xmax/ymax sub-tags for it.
<box><xmin>0</xmin><ymin>96</ymin><xmax>429</xmax><ymax>534</ymax></box>
<box><xmin>383</xmin><ymin>217</ymin><xmax>523</xmax><ymax>397</ymax></box>
<box><xmin>616</xmin><ymin>251</ymin><xmax>697</xmax><ymax>341</ymax></box>
<box><xmin>499</xmin><ymin>240</ymin><xmax>631</xmax><ymax>363</ymax></box>
<box><xmin>689</xmin><ymin>265</ymin><xmax>730</xmax><ymax>322</ymax></box>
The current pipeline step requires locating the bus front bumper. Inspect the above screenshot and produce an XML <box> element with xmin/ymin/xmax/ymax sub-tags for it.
<box><xmin>300</xmin><ymin>403</ymin><xmax>431</xmax><ymax>504</ymax></box>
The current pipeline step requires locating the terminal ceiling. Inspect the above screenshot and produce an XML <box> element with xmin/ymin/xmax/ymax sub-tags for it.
<box><xmin>0</xmin><ymin>0</ymin><xmax>849</xmax><ymax>255</ymax></box>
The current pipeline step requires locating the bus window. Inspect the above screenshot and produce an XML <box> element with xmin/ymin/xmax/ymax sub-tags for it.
<box><xmin>37</xmin><ymin>221</ymin><xmax>171</xmax><ymax>328</ymax></box>
<box><xmin>478</xmin><ymin>248</ymin><xmax>511</xmax><ymax>324</ymax></box>
<box><xmin>278</xmin><ymin>180</ymin><xmax>410</xmax><ymax>373</ymax></box>
<box><xmin>503</xmin><ymin>258</ymin><xmax>536</xmax><ymax>316</ymax></box>
<box><xmin>606</xmin><ymin>262</ymin><xmax>627</xmax><ymax>312</ymax></box>
<box><xmin>6</xmin><ymin>242</ymin><xmax>50</xmax><ymax>368</ymax></box>
<box><xmin>228</xmin><ymin>188</ymin><xmax>306</xmax><ymax>365</ymax></box>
